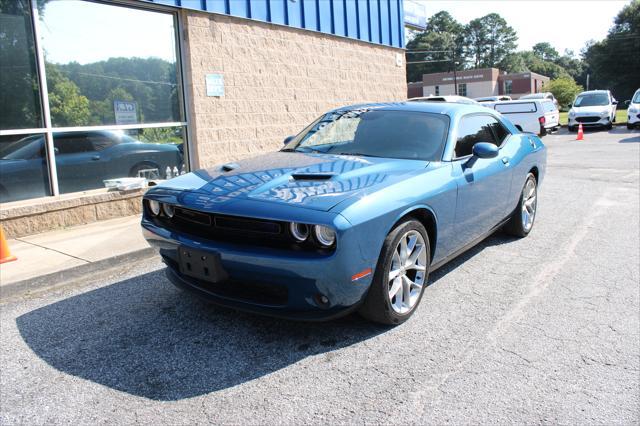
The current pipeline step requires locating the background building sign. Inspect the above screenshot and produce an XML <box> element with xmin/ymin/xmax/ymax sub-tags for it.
<box><xmin>113</xmin><ymin>101</ymin><xmax>138</xmax><ymax>125</ymax></box>
<box><xmin>206</xmin><ymin>73</ymin><xmax>224</xmax><ymax>97</ymax></box>
<box><xmin>404</xmin><ymin>0</ymin><xmax>427</xmax><ymax>30</ymax></box>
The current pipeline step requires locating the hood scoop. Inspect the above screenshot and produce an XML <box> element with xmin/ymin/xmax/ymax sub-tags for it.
<box><xmin>221</xmin><ymin>162</ymin><xmax>240</xmax><ymax>172</ymax></box>
<box><xmin>290</xmin><ymin>172</ymin><xmax>336</xmax><ymax>181</ymax></box>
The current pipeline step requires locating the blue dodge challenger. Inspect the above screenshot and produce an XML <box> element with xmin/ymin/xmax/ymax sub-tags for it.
<box><xmin>141</xmin><ymin>102</ymin><xmax>546</xmax><ymax>324</ymax></box>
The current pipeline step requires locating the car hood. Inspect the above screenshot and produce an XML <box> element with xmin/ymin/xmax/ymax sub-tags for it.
<box><xmin>156</xmin><ymin>152</ymin><xmax>428</xmax><ymax>212</ymax></box>
<box><xmin>572</xmin><ymin>105</ymin><xmax>611</xmax><ymax>115</ymax></box>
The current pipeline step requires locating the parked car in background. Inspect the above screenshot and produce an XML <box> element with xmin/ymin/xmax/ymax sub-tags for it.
<box><xmin>475</xmin><ymin>96</ymin><xmax>512</xmax><ymax>103</ymax></box>
<box><xmin>520</xmin><ymin>92</ymin><xmax>559</xmax><ymax>109</ymax></box>
<box><xmin>142</xmin><ymin>102</ymin><xmax>546</xmax><ymax>325</ymax></box>
<box><xmin>626</xmin><ymin>88</ymin><xmax>640</xmax><ymax>130</ymax></box>
<box><xmin>485</xmin><ymin>99</ymin><xmax>559</xmax><ymax>136</ymax></box>
<box><xmin>408</xmin><ymin>95</ymin><xmax>479</xmax><ymax>105</ymax></box>
<box><xmin>568</xmin><ymin>90</ymin><xmax>618</xmax><ymax>131</ymax></box>
<box><xmin>0</xmin><ymin>131</ymin><xmax>183</xmax><ymax>203</ymax></box>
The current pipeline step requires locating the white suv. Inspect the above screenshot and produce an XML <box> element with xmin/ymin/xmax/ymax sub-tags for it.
<box><xmin>627</xmin><ymin>88</ymin><xmax>640</xmax><ymax>130</ymax></box>
<box><xmin>568</xmin><ymin>90</ymin><xmax>617</xmax><ymax>131</ymax></box>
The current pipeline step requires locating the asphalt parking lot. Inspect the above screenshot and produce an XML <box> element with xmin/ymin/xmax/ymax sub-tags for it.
<box><xmin>1</xmin><ymin>128</ymin><xmax>638</xmax><ymax>425</ymax></box>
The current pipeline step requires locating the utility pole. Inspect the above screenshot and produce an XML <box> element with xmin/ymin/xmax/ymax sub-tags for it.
<box><xmin>586</xmin><ymin>73</ymin><xmax>590</xmax><ymax>91</ymax></box>
<box><xmin>452</xmin><ymin>59</ymin><xmax>460</xmax><ymax>95</ymax></box>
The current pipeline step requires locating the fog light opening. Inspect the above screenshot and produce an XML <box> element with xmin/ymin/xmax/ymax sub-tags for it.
<box><xmin>314</xmin><ymin>293</ymin><xmax>330</xmax><ymax>309</ymax></box>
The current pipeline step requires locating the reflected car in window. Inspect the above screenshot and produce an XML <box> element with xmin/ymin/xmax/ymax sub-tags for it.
<box><xmin>142</xmin><ymin>103</ymin><xmax>546</xmax><ymax>325</ymax></box>
<box><xmin>0</xmin><ymin>131</ymin><xmax>182</xmax><ymax>202</ymax></box>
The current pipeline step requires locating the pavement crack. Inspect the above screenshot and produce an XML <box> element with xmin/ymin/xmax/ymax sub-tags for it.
<box><xmin>14</xmin><ymin>238</ymin><xmax>92</xmax><ymax>263</ymax></box>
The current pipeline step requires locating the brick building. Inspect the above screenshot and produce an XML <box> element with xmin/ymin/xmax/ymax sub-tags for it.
<box><xmin>0</xmin><ymin>0</ymin><xmax>409</xmax><ymax>237</ymax></box>
<box><xmin>413</xmin><ymin>68</ymin><xmax>550</xmax><ymax>100</ymax></box>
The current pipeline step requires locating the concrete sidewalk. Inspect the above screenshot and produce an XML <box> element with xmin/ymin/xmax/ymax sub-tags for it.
<box><xmin>0</xmin><ymin>215</ymin><xmax>153</xmax><ymax>298</ymax></box>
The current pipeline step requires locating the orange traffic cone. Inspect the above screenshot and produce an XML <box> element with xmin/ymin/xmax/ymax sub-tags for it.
<box><xmin>576</xmin><ymin>123</ymin><xmax>584</xmax><ymax>141</ymax></box>
<box><xmin>0</xmin><ymin>226</ymin><xmax>17</xmax><ymax>264</ymax></box>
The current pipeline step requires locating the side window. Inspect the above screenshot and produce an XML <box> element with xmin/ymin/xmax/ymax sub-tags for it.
<box><xmin>488</xmin><ymin>119</ymin><xmax>510</xmax><ymax>145</ymax></box>
<box><xmin>53</xmin><ymin>135</ymin><xmax>95</xmax><ymax>154</ymax></box>
<box><xmin>455</xmin><ymin>115</ymin><xmax>499</xmax><ymax>158</ymax></box>
<box><xmin>90</xmin><ymin>134</ymin><xmax>117</xmax><ymax>151</ymax></box>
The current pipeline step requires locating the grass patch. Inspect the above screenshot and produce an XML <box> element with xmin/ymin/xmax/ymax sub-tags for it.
<box><xmin>559</xmin><ymin>109</ymin><xmax>628</xmax><ymax>125</ymax></box>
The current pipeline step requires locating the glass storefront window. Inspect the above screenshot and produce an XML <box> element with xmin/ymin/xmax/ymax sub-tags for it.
<box><xmin>0</xmin><ymin>0</ymin><xmax>43</xmax><ymax>130</ymax></box>
<box><xmin>53</xmin><ymin>127</ymin><xmax>185</xmax><ymax>194</ymax></box>
<box><xmin>38</xmin><ymin>0</ymin><xmax>181</xmax><ymax>127</ymax></box>
<box><xmin>0</xmin><ymin>133</ymin><xmax>51</xmax><ymax>203</ymax></box>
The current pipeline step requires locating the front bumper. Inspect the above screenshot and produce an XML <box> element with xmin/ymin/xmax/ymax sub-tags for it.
<box><xmin>628</xmin><ymin>111</ymin><xmax>640</xmax><ymax>125</ymax></box>
<box><xmin>141</xmin><ymin>220</ymin><xmax>375</xmax><ymax>320</ymax></box>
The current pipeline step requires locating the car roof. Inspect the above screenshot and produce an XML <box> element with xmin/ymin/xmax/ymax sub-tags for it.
<box><xmin>578</xmin><ymin>90</ymin><xmax>610</xmax><ymax>95</ymax></box>
<box><xmin>327</xmin><ymin>101</ymin><xmax>499</xmax><ymax>118</ymax></box>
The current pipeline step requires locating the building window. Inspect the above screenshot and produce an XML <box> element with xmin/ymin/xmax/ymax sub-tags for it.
<box><xmin>435</xmin><ymin>85</ymin><xmax>440</xmax><ymax>96</ymax></box>
<box><xmin>0</xmin><ymin>0</ymin><xmax>187</xmax><ymax>204</ymax></box>
<box><xmin>458</xmin><ymin>83</ymin><xmax>467</xmax><ymax>97</ymax></box>
<box><xmin>505</xmin><ymin>80</ymin><xmax>513</xmax><ymax>95</ymax></box>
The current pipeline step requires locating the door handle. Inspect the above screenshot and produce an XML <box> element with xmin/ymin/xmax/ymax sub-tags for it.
<box><xmin>91</xmin><ymin>155</ymin><xmax>100</xmax><ymax>161</ymax></box>
<box><xmin>501</xmin><ymin>157</ymin><xmax>510</xmax><ymax>165</ymax></box>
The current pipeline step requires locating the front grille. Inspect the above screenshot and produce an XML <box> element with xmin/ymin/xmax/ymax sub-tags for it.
<box><xmin>150</xmin><ymin>205</ymin><xmax>333</xmax><ymax>254</ymax></box>
<box><xmin>576</xmin><ymin>116</ymin><xmax>600</xmax><ymax>123</ymax></box>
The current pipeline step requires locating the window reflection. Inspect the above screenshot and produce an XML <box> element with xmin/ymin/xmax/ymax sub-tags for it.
<box><xmin>38</xmin><ymin>0</ymin><xmax>181</xmax><ymax>127</ymax></box>
<box><xmin>53</xmin><ymin>127</ymin><xmax>185</xmax><ymax>194</ymax></box>
<box><xmin>0</xmin><ymin>0</ymin><xmax>42</xmax><ymax>130</ymax></box>
<box><xmin>0</xmin><ymin>134</ymin><xmax>51</xmax><ymax>203</ymax></box>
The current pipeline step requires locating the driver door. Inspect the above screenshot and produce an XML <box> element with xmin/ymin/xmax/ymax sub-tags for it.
<box><xmin>451</xmin><ymin>114</ymin><xmax>513</xmax><ymax>248</ymax></box>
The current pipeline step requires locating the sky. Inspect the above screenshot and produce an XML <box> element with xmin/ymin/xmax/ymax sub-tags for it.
<box><xmin>413</xmin><ymin>0</ymin><xmax>630</xmax><ymax>55</ymax></box>
<box><xmin>40</xmin><ymin>0</ymin><xmax>177</xmax><ymax>65</ymax></box>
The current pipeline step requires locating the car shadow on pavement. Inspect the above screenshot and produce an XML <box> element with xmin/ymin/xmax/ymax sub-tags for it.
<box><xmin>427</xmin><ymin>232</ymin><xmax>519</xmax><ymax>284</ymax></box>
<box><xmin>16</xmin><ymin>231</ymin><xmax>517</xmax><ymax>401</ymax></box>
<box><xmin>16</xmin><ymin>270</ymin><xmax>388</xmax><ymax>401</ymax></box>
<box><xmin>619</xmin><ymin>134</ymin><xmax>640</xmax><ymax>143</ymax></box>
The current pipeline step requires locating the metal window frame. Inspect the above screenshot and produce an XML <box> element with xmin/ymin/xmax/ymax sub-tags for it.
<box><xmin>1</xmin><ymin>0</ymin><xmax>190</xmax><ymax>200</ymax></box>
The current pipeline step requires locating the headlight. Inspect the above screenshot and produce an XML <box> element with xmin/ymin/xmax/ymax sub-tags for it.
<box><xmin>601</xmin><ymin>111</ymin><xmax>610</xmax><ymax>117</ymax></box>
<box><xmin>629</xmin><ymin>106</ymin><xmax>638</xmax><ymax>113</ymax></box>
<box><xmin>162</xmin><ymin>203</ymin><xmax>175</xmax><ymax>218</ymax></box>
<box><xmin>148</xmin><ymin>200</ymin><xmax>160</xmax><ymax>216</ymax></box>
<box><xmin>289</xmin><ymin>222</ymin><xmax>310</xmax><ymax>242</ymax></box>
<box><xmin>314</xmin><ymin>225</ymin><xmax>336</xmax><ymax>247</ymax></box>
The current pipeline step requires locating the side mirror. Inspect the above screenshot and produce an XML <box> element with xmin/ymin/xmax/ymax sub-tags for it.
<box><xmin>514</xmin><ymin>124</ymin><xmax>523</xmax><ymax>132</ymax></box>
<box><xmin>472</xmin><ymin>142</ymin><xmax>499</xmax><ymax>159</ymax></box>
<box><xmin>624</xmin><ymin>100</ymin><xmax>631</xmax><ymax>106</ymax></box>
<box><xmin>283</xmin><ymin>135</ymin><xmax>295</xmax><ymax>145</ymax></box>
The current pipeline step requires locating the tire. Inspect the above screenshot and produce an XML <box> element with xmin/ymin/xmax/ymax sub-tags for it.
<box><xmin>505</xmin><ymin>173</ymin><xmax>538</xmax><ymax>238</ymax></box>
<box><xmin>129</xmin><ymin>161</ymin><xmax>161</xmax><ymax>179</ymax></box>
<box><xmin>605</xmin><ymin>121</ymin><xmax>613</xmax><ymax>130</ymax></box>
<box><xmin>359</xmin><ymin>219</ymin><xmax>430</xmax><ymax>325</ymax></box>
<box><xmin>627</xmin><ymin>123</ymin><xmax>633</xmax><ymax>130</ymax></box>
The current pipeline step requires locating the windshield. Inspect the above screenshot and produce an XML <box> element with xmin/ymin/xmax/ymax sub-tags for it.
<box><xmin>0</xmin><ymin>136</ymin><xmax>44</xmax><ymax>160</ymax></box>
<box><xmin>283</xmin><ymin>109</ymin><xmax>450</xmax><ymax>161</ymax></box>
<box><xmin>633</xmin><ymin>91</ymin><xmax>640</xmax><ymax>103</ymax></box>
<box><xmin>574</xmin><ymin>94</ymin><xmax>609</xmax><ymax>107</ymax></box>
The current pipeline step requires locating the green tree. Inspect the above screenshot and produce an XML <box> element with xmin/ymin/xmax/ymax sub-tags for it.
<box><xmin>582</xmin><ymin>0</ymin><xmax>640</xmax><ymax>101</ymax></box>
<box><xmin>405</xmin><ymin>11</ymin><xmax>465</xmax><ymax>82</ymax></box>
<box><xmin>46</xmin><ymin>63</ymin><xmax>90</xmax><ymax>127</ymax></box>
<box><xmin>464</xmin><ymin>13</ymin><xmax>518</xmax><ymax>68</ymax></box>
<box><xmin>543</xmin><ymin>77</ymin><xmax>583</xmax><ymax>108</ymax></box>
<box><xmin>532</xmin><ymin>42</ymin><xmax>560</xmax><ymax>61</ymax></box>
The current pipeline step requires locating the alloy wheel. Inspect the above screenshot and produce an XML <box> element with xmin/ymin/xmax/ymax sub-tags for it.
<box><xmin>521</xmin><ymin>178</ymin><xmax>537</xmax><ymax>232</ymax></box>
<box><xmin>387</xmin><ymin>230</ymin><xmax>427</xmax><ymax>314</ymax></box>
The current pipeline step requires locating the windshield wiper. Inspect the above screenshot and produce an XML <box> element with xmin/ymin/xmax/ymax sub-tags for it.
<box><xmin>334</xmin><ymin>152</ymin><xmax>382</xmax><ymax>158</ymax></box>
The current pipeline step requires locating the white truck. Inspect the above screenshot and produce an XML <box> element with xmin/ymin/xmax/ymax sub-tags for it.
<box><xmin>484</xmin><ymin>99</ymin><xmax>560</xmax><ymax>136</ymax></box>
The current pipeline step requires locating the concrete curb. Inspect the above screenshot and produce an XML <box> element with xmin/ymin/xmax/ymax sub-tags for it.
<box><xmin>0</xmin><ymin>247</ymin><xmax>156</xmax><ymax>300</ymax></box>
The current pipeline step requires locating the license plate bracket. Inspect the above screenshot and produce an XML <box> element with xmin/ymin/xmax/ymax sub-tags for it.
<box><xmin>178</xmin><ymin>246</ymin><xmax>228</xmax><ymax>283</ymax></box>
